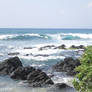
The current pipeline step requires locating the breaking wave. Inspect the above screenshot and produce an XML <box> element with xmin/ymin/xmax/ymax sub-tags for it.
<box><xmin>0</xmin><ymin>33</ymin><xmax>92</xmax><ymax>41</ymax></box>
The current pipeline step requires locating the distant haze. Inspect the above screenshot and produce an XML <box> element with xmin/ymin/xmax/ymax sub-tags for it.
<box><xmin>0</xmin><ymin>0</ymin><xmax>92</xmax><ymax>28</ymax></box>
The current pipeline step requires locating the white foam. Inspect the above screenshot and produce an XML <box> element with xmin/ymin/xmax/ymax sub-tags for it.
<box><xmin>0</xmin><ymin>34</ymin><xmax>17</xmax><ymax>40</ymax></box>
<box><xmin>0</xmin><ymin>33</ymin><xmax>92</xmax><ymax>41</ymax></box>
<box><xmin>52</xmin><ymin>72</ymin><xmax>74</xmax><ymax>86</ymax></box>
<box><xmin>13</xmin><ymin>45</ymin><xmax>65</xmax><ymax>61</ymax></box>
<box><xmin>0</xmin><ymin>53</ymin><xmax>4</xmax><ymax>56</ymax></box>
<box><xmin>24</xmin><ymin>33</ymin><xmax>41</xmax><ymax>37</ymax></box>
<box><xmin>47</xmin><ymin>34</ymin><xmax>62</xmax><ymax>41</ymax></box>
<box><xmin>47</xmin><ymin>33</ymin><xmax>92</xmax><ymax>40</ymax></box>
<box><xmin>30</xmin><ymin>64</ymin><xmax>46</xmax><ymax>67</ymax></box>
<box><xmin>0</xmin><ymin>33</ymin><xmax>45</xmax><ymax>40</ymax></box>
<box><xmin>14</xmin><ymin>45</ymin><xmax>62</xmax><ymax>56</ymax></box>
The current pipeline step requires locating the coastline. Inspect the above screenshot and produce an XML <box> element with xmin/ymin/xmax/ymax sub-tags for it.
<box><xmin>0</xmin><ymin>29</ymin><xmax>92</xmax><ymax>92</ymax></box>
<box><xmin>0</xmin><ymin>44</ymin><xmax>86</xmax><ymax>92</ymax></box>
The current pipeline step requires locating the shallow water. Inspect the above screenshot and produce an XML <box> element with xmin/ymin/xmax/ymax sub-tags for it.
<box><xmin>0</xmin><ymin>75</ymin><xmax>76</xmax><ymax>92</ymax></box>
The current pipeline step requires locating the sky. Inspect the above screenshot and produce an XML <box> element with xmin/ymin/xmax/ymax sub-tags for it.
<box><xmin>0</xmin><ymin>0</ymin><xmax>92</xmax><ymax>28</ymax></box>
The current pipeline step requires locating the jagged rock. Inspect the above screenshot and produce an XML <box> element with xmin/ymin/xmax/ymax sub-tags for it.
<box><xmin>53</xmin><ymin>57</ymin><xmax>80</xmax><ymax>76</ymax></box>
<box><xmin>27</xmin><ymin>69</ymin><xmax>54</xmax><ymax>87</ymax></box>
<box><xmin>78</xmin><ymin>45</ymin><xmax>85</xmax><ymax>49</ymax></box>
<box><xmin>10</xmin><ymin>66</ymin><xmax>35</xmax><ymax>80</ymax></box>
<box><xmin>39</xmin><ymin>45</ymin><xmax>56</xmax><ymax>50</ymax></box>
<box><xmin>48</xmin><ymin>83</ymin><xmax>76</xmax><ymax>92</ymax></box>
<box><xmin>11</xmin><ymin>67</ymin><xmax>54</xmax><ymax>87</ymax></box>
<box><xmin>0</xmin><ymin>57</ymin><xmax>54</xmax><ymax>87</ymax></box>
<box><xmin>0</xmin><ymin>57</ymin><xmax>22</xmax><ymax>75</ymax></box>
<box><xmin>8</xmin><ymin>52</ymin><xmax>20</xmax><ymax>55</ymax></box>
<box><xmin>70</xmin><ymin>45</ymin><xmax>85</xmax><ymax>49</ymax></box>
<box><xmin>58</xmin><ymin>44</ymin><xmax>66</xmax><ymax>49</ymax></box>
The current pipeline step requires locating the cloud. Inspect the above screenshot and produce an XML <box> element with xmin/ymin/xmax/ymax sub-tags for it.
<box><xmin>88</xmin><ymin>2</ymin><xmax>92</xmax><ymax>8</ymax></box>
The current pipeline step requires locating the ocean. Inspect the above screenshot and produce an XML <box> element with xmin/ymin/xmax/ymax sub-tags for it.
<box><xmin>0</xmin><ymin>28</ymin><xmax>92</xmax><ymax>92</ymax></box>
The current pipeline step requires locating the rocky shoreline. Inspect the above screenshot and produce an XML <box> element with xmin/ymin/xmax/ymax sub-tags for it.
<box><xmin>52</xmin><ymin>57</ymin><xmax>80</xmax><ymax>76</ymax></box>
<box><xmin>0</xmin><ymin>44</ymin><xmax>86</xmax><ymax>92</ymax></box>
<box><xmin>7</xmin><ymin>44</ymin><xmax>85</xmax><ymax>57</ymax></box>
<box><xmin>0</xmin><ymin>55</ymin><xmax>82</xmax><ymax>91</ymax></box>
<box><xmin>0</xmin><ymin>57</ymin><xmax>54</xmax><ymax>87</ymax></box>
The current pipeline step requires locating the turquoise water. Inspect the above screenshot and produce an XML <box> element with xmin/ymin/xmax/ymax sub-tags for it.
<box><xmin>0</xmin><ymin>28</ymin><xmax>92</xmax><ymax>45</ymax></box>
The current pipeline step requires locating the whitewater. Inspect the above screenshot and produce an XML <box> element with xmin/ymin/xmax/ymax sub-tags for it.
<box><xmin>0</xmin><ymin>33</ymin><xmax>92</xmax><ymax>40</ymax></box>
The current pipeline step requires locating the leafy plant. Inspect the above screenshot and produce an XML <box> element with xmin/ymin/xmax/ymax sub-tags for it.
<box><xmin>73</xmin><ymin>46</ymin><xmax>92</xmax><ymax>92</ymax></box>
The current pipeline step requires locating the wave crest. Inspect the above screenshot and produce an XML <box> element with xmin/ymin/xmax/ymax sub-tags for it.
<box><xmin>0</xmin><ymin>34</ymin><xmax>50</xmax><ymax>40</ymax></box>
<box><xmin>0</xmin><ymin>33</ymin><xmax>92</xmax><ymax>41</ymax></box>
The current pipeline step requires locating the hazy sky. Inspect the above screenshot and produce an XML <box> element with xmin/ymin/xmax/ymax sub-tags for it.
<box><xmin>0</xmin><ymin>0</ymin><xmax>92</xmax><ymax>28</ymax></box>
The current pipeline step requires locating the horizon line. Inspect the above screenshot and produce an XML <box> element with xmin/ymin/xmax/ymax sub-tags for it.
<box><xmin>0</xmin><ymin>28</ymin><xmax>92</xmax><ymax>30</ymax></box>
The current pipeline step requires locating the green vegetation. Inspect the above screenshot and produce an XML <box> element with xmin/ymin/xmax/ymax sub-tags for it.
<box><xmin>73</xmin><ymin>46</ymin><xmax>92</xmax><ymax>92</ymax></box>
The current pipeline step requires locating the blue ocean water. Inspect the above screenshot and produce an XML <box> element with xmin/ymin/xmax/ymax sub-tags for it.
<box><xmin>0</xmin><ymin>28</ymin><xmax>92</xmax><ymax>34</ymax></box>
<box><xmin>0</xmin><ymin>28</ymin><xmax>92</xmax><ymax>43</ymax></box>
<box><xmin>0</xmin><ymin>28</ymin><xmax>92</xmax><ymax>92</ymax></box>
<box><xmin>0</xmin><ymin>28</ymin><xmax>92</xmax><ymax>64</ymax></box>
<box><xmin>0</xmin><ymin>28</ymin><xmax>92</xmax><ymax>65</ymax></box>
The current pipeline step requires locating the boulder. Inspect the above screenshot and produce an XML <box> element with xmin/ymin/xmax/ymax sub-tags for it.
<box><xmin>0</xmin><ymin>57</ymin><xmax>54</xmax><ymax>87</ymax></box>
<box><xmin>54</xmin><ymin>83</ymin><xmax>72</xmax><ymax>89</ymax></box>
<box><xmin>48</xmin><ymin>83</ymin><xmax>76</xmax><ymax>92</ymax></box>
<box><xmin>70</xmin><ymin>45</ymin><xmax>85</xmax><ymax>49</ymax></box>
<box><xmin>10</xmin><ymin>66</ymin><xmax>35</xmax><ymax>80</ymax></box>
<box><xmin>53</xmin><ymin>57</ymin><xmax>80</xmax><ymax>76</ymax></box>
<box><xmin>78</xmin><ymin>45</ymin><xmax>85</xmax><ymax>49</ymax></box>
<box><xmin>27</xmin><ymin>69</ymin><xmax>54</xmax><ymax>87</ymax></box>
<box><xmin>0</xmin><ymin>57</ymin><xmax>22</xmax><ymax>75</ymax></box>
<box><xmin>58</xmin><ymin>44</ymin><xmax>66</xmax><ymax>49</ymax></box>
<box><xmin>11</xmin><ymin>67</ymin><xmax>54</xmax><ymax>87</ymax></box>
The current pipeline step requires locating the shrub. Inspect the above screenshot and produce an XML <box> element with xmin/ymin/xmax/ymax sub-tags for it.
<box><xmin>73</xmin><ymin>46</ymin><xmax>92</xmax><ymax>92</ymax></box>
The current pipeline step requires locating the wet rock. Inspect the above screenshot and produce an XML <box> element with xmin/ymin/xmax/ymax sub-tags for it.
<box><xmin>24</xmin><ymin>53</ymin><xmax>49</xmax><ymax>57</ymax></box>
<box><xmin>8</xmin><ymin>52</ymin><xmax>20</xmax><ymax>55</ymax></box>
<box><xmin>10</xmin><ymin>66</ymin><xmax>35</xmax><ymax>80</ymax></box>
<box><xmin>0</xmin><ymin>57</ymin><xmax>22</xmax><ymax>75</ymax></box>
<box><xmin>11</xmin><ymin>66</ymin><xmax>54</xmax><ymax>87</ymax></box>
<box><xmin>58</xmin><ymin>44</ymin><xmax>66</xmax><ymax>49</ymax></box>
<box><xmin>39</xmin><ymin>45</ymin><xmax>56</xmax><ymax>50</ymax></box>
<box><xmin>27</xmin><ymin>69</ymin><xmax>54</xmax><ymax>87</ymax></box>
<box><xmin>54</xmin><ymin>83</ymin><xmax>72</xmax><ymax>89</ymax></box>
<box><xmin>70</xmin><ymin>45</ymin><xmax>77</xmax><ymax>49</ymax></box>
<box><xmin>30</xmin><ymin>53</ymin><xmax>33</xmax><ymax>56</ymax></box>
<box><xmin>0</xmin><ymin>57</ymin><xmax>54</xmax><ymax>87</ymax></box>
<box><xmin>48</xmin><ymin>83</ymin><xmax>76</xmax><ymax>92</ymax></box>
<box><xmin>34</xmin><ymin>54</ymin><xmax>49</xmax><ymax>57</ymax></box>
<box><xmin>53</xmin><ymin>57</ymin><xmax>80</xmax><ymax>76</ymax></box>
<box><xmin>24</xmin><ymin>47</ymin><xmax>33</xmax><ymax>49</ymax></box>
<box><xmin>78</xmin><ymin>45</ymin><xmax>85</xmax><ymax>49</ymax></box>
<box><xmin>25</xmin><ymin>54</ymin><xmax>29</xmax><ymax>56</ymax></box>
<box><xmin>70</xmin><ymin>45</ymin><xmax>85</xmax><ymax>49</ymax></box>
